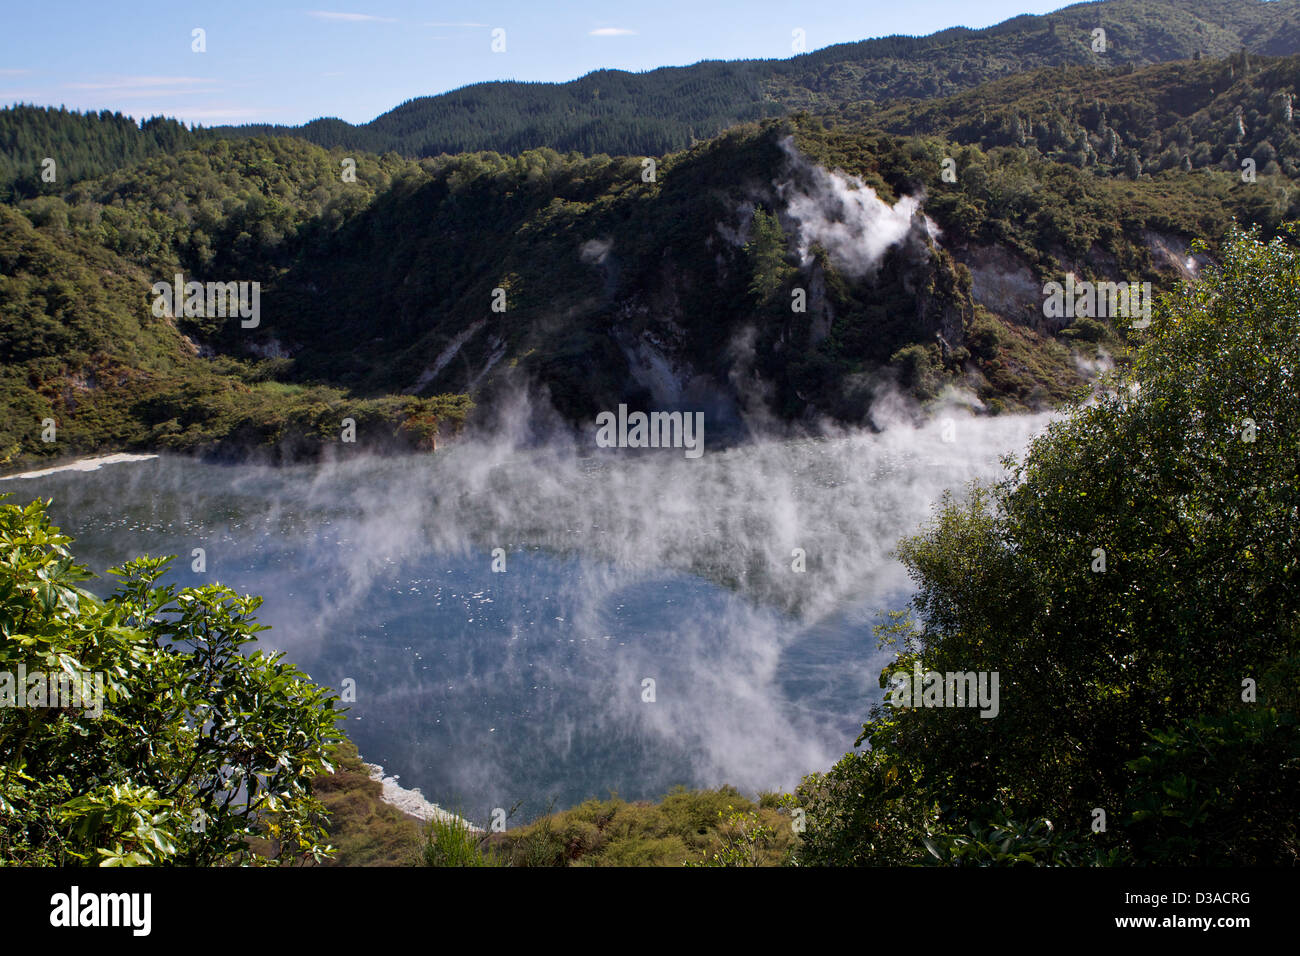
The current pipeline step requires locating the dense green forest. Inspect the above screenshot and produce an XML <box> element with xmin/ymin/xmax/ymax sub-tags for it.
<box><xmin>0</xmin><ymin>139</ymin><xmax>471</xmax><ymax>468</ymax></box>
<box><xmin>0</xmin><ymin>107</ymin><xmax>198</xmax><ymax>202</ymax></box>
<box><xmin>854</xmin><ymin>51</ymin><xmax>1300</xmax><ymax>178</ymax></box>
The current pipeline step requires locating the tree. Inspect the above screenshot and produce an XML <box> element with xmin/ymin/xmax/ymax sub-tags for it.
<box><xmin>743</xmin><ymin>206</ymin><xmax>793</xmax><ymax>305</ymax></box>
<box><xmin>0</xmin><ymin>496</ymin><xmax>344</xmax><ymax>865</ymax></box>
<box><xmin>797</xmin><ymin>225</ymin><xmax>1300</xmax><ymax>865</ymax></box>
<box><xmin>1124</xmin><ymin>149</ymin><xmax>1142</xmax><ymax>179</ymax></box>
<box><xmin>1101</xmin><ymin>127</ymin><xmax>1119</xmax><ymax>162</ymax></box>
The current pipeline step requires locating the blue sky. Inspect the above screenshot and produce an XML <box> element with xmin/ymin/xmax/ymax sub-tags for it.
<box><xmin>1</xmin><ymin>1</ymin><xmax>1076</xmax><ymax>127</ymax></box>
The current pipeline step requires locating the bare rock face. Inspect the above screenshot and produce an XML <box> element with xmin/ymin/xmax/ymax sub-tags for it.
<box><xmin>957</xmin><ymin>244</ymin><xmax>1043</xmax><ymax>326</ymax></box>
<box><xmin>1144</xmin><ymin>229</ymin><xmax>1211</xmax><ymax>279</ymax></box>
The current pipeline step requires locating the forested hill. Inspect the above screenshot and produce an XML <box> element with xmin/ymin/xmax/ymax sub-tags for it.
<box><xmin>4</xmin><ymin>1</ymin><xmax>1300</xmax><ymax>470</ymax></box>
<box><xmin>4</xmin><ymin>0</ymin><xmax>1298</xmax><ymax>194</ymax></box>
<box><xmin>0</xmin><ymin>108</ymin><xmax>200</xmax><ymax>200</ymax></box>
<box><xmin>4</xmin><ymin>78</ymin><xmax>1296</xmax><ymax>470</ymax></box>
<box><xmin>206</xmin><ymin>0</ymin><xmax>1300</xmax><ymax>155</ymax></box>
<box><xmin>854</xmin><ymin>50</ymin><xmax>1300</xmax><ymax>178</ymax></box>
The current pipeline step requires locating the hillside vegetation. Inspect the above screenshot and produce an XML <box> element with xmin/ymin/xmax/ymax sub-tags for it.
<box><xmin>0</xmin><ymin>139</ymin><xmax>472</xmax><ymax>470</ymax></box>
<box><xmin>4</xmin><ymin>77</ymin><xmax>1295</xmax><ymax>470</ymax></box>
<box><xmin>856</xmin><ymin>50</ymin><xmax>1300</xmax><ymax>179</ymax></box>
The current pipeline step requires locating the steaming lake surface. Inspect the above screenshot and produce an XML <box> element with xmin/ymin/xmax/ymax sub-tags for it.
<box><xmin>4</xmin><ymin>414</ymin><xmax>1051</xmax><ymax>821</ymax></box>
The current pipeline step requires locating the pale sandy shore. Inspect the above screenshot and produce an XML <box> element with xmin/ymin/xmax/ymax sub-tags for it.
<box><xmin>362</xmin><ymin>762</ymin><xmax>484</xmax><ymax>832</ymax></box>
<box><xmin>0</xmin><ymin>453</ymin><xmax>159</xmax><ymax>481</ymax></box>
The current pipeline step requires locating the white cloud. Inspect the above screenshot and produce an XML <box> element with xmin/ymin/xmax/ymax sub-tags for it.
<box><xmin>100</xmin><ymin>89</ymin><xmax>223</xmax><ymax>99</ymax></box>
<box><xmin>422</xmin><ymin>21</ymin><xmax>489</xmax><ymax>27</ymax></box>
<box><xmin>309</xmin><ymin>11</ymin><xmax>397</xmax><ymax>22</ymax></box>
<box><xmin>65</xmin><ymin>75</ymin><xmax>208</xmax><ymax>90</ymax></box>
<box><xmin>169</xmin><ymin>107</ymin><xmax>273</xmax><ymax>121</ymax></box>
<box><xmin>63</xmin><ymin>76</ymin><xmax>220</xmax><ymax>99</ymax></box>
<box><xmin>589</xmin><ymin>27</ymin><xmax>638</xmax><ymax>36</ymax></box>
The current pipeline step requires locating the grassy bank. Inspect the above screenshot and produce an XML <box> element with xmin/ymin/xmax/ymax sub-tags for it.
<box><xmin>318</xmin><ymin>739</ymin><xmax>798</xmax><ymax>867</ymax></box>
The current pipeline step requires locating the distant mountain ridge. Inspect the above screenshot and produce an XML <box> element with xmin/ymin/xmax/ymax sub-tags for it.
<box><xmin>5</xmin><ymin>0</ymin><xmax>1300</xmax><ymax>196</ymax></box>
<box><xmin>207</xmin><ymin>0</ymin><xmax>1300</xmax><ymax>156</ymax></box>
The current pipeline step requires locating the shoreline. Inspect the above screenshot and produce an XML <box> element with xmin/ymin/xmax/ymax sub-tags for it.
<box><xmin>0</xmin><ymin>440</ymin><xmax>453</xmax><ymax>481</ymax></box>
<box><xmin>0</xmin><ymin>453</ymin><xmax>159</xmax><ymax>481</ymax></box>
<box><xmin>361</xmin><ymin>761</ymin><xmax>483</xmax><ymax>833</ymax></box>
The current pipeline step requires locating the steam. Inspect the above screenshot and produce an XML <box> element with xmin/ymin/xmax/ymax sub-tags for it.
<box><xmin>579</xmin><ymin>237</ymin><xmax>618</xmax><ymax>297</ymax></box>
<box><xmin>16</xmin><ymin>397</ymin><xmax>1054</xmax><ymax>819</ymax></box>
<box><xmin>579</xmin><ymin>238</ymin><xmax>613</xmax><ymax>264</ymax></box>
<box><xmin>776</xmin><ymin>137</ymin><xmax>936</xmax><ymax>278</ymax></box>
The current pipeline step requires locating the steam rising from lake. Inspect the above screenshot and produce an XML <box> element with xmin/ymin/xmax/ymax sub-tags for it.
<box><xmin>9</xmin><ymin>403</ymin><xmax>1053</xmax><ymax>821</ymax></box>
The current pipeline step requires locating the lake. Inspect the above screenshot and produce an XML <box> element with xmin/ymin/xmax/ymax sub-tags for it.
<box><xmin>2</xmin><ymin>410</ymin><xmax>1051</xmax><ymax>822</ymax></box>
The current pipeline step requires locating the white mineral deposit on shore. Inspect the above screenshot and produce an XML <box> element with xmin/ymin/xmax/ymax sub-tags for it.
<box><xmin>1</xmin><ymin>453</ymin><xmax>159</xmax><ymax>481</ymax></box>
<box><xmin>362</xmin><ymin>762</ymin><xmax>483</xmax><ymax>832</ymax></box>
